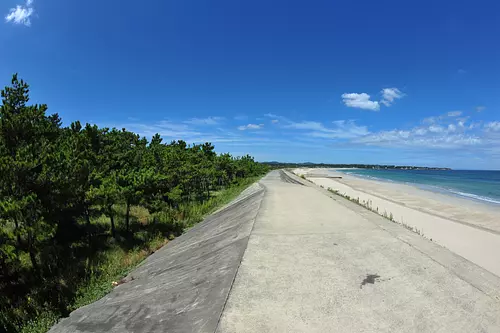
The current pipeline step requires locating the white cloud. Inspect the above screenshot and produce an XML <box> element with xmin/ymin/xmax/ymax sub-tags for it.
<box><xmin>448</xmin><ymin>124</ymin><xmax>457</xmax><ymax>132</ymax></box>
<box><xmin>342</xmin><ymin>88</ymin><xmax>404</xmax><ymax>110</ymax></box>
<box><xmin>342</xmin><ymin>93</ymin><xmax>380</xmax><ymax>111</ymax></box>
<box><xmin>398</xmin><ymin>130</ymin><xmax>410</xmax><ymax>138</ymax></box>
<box><xmin>429</xmin><ymin>125</ymin><xmax>444</xmax><ymax>133</ymax></box>
<box><xmin>380</xmin><ymin>88</ymin><xmax>404</xmax><ymax>106</ymax></box>
<box><xmin>285</xmin><ymin>121</ymin><xmax>326</xmax><ymax>131</ymax></box>
<box><xmin>447</xmin><ymin>111</ymin><xmax>462</xmax><ymax>117</ymax></box>
<box><xmin>485</xmin><ymin>121</ymin><xmax>500</xmax><ymax>132</ymax></box>
<box><xmin>5</xmin><ymin>0</ymin><xmax>34</xmax><ymax>26</ymax></box>
<box><xmin>271</xmin><ymin>119</ymin><xmax>279</xmax><ymax>124</ymax></box>
<box><xmin>414</xmin><ymin>128</ymin><xmax>428</xmax><ymax>136</ymax></box>
<box><xmin>476</xmin><ymin>106</ymin><xmax>486</xmax><ymax>112</ymax></box>
<box><xmin>237</xmin><ymin>123</ymin><xmax>263</xmax><ymax>131</ymax></box>
<box><xmin>184</xmin><ymin>117</ymin><xmax>224</xmax><ymax>126</ymax></box>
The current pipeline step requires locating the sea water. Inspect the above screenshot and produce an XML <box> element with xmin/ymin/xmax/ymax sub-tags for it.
<box><xmin>335</xmin><ymin>169</ymin><xmax>500</xmax><ymax>206</ymax></box>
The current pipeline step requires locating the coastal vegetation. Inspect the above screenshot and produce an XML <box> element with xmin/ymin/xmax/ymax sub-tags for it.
<box><xmin>323</xmin><ymin>187</ymin><xmax>426</xmax><ymax>238</ymax></box>
<box><xmin>0</xmin><ymin>75</ymin><xmax>268</xmax><ymax>333</ymax></box>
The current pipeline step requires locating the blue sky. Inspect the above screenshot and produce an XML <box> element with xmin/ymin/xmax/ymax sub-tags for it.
<box><xmin>1</xmin><ymin>0</ymin><xmax>499</xmax><ymax>169</ymax></box>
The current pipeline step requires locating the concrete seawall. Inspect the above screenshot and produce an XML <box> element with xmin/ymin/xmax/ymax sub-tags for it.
<box><xmin>49</xmin><ymin>183</ymin><xmax>264</xmax><ymax>333</ymax></box>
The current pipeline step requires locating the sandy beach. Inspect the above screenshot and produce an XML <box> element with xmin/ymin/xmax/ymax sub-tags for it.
<box><xmin>293</xmin><ymin>167</ymin><xmax>500</xmax><ymax>277</ymax></box>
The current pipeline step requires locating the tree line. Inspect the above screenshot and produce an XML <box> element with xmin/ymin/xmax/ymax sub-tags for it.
<box><xmin>263</xmin><ymin>162</ymin><xmax>451</xmax><ymax>170</ymax></box>
<box><xmin>0</xmin><ymin>75</ymin><xmax>268</xmax><ymax>332</ymax></box>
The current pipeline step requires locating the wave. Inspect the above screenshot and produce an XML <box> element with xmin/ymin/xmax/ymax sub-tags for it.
<box><xmin>340</xmin><ymin>171</ymin><xmax>396</xmax><ymax>183</ymax></box>
<box><xmin>445</xmin><ymin>189</ymin><xmax>500</xmax><ymax>205</ymax></box>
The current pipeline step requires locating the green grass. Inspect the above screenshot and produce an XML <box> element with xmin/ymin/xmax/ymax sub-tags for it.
<box><xmin>20</xmin><ymin>312</ymin><xmax>60</xmax><ymax>333</ymax></box>
<box><xmin>19</xmin><ymin>176</ymin><xmax>261</xmax><ymax>333</ymax></box>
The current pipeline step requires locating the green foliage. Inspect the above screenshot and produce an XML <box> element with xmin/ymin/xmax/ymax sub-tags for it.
<box><xmin>0</xmin><ymin>74</ymin><xmax>269</xmax><ymax>333</ymax></box>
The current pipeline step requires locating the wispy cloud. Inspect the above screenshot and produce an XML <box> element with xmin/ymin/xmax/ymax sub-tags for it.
<box><xmin>184</xmin><ymin>116</ymin><xmax>224</xmax><ymax>126</ymax></box>
<box><xmin>423</xmin><ymin>111</ymin><xmax>465</xmax><ymax>124</ymax></box>
<box><xmin>476</xmin><ymin>106</ymin><xmax>486</xmax><ymax>112</ymax></box>
<box><xmin>354</xmin><ymin>129</ymin><xmax>482</xmax><ymax>149</ymax></box>
<box><xmin>264</xmin><ymin>113</ymin><xmax>290</xmax><ymax>122</ymax></box>
<box><xmin>118</xmin><ymin>120</ymin><xmax>200</xmax><ymax>138</ymax></box>
<box><xmin>237</xmin><ymin>123</ymin><xmax>264</xmax><ymax>131</ymax></box>
<box><xmin>485</xmin><ymin>121</ymin><xmax>500</xmax><ymax>132</ymax></box>
<box><xmin>283</xmin><ymin>119</ymin><xmax>369</xmax><ymax>139</ymax></box>
<box><xmin>422</xmin><ymin>116</ymin><xmax>438</xmax><ymax>124</ymax></box>
<box><xmin>342</xmin><ymin>93</ymin><xmax>380</xmax><ymax>111</ymax></box>
<box><xmin>5</xmin><ymin>0</ymin><xmax>34</xmax><ymax>26</ymax></box>
<box><xmin>447</xmin><ymin>111</ymin><xmax>462</xmax><ymax>117</ymax></box>
<box><xmin>428</xmin><ymin>125</ymin><xmax>444</xmax><ymax>133</ymax></box>
<box><xmin>351</xmin><ymin>112</ymin><xmax>493</xmax><ymax>149</ymax></box>
<box><xmin>310</xmin><ymin>121</ymin><xmax>370</xmax><ymax>139</ymax></box>
<box><xmin>285</xmin><ymin>121</ymin><xmax>326</xmax><ymax>131</ymax></box>
<box><xmin>380</xmin><ymin>88</ymin><xmax>404</xmax><ymax>107</ymax></box>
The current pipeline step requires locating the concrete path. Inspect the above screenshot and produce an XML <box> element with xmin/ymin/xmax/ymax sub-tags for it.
<box><xmin>217</xmin><ymin>171</ymin><xmax>500</xmax><ymax>333</ymax></box>
<box><xmin>49</xmin><ymin>170</ymin><xmax>500</xmax><ymax>333</ymax></box>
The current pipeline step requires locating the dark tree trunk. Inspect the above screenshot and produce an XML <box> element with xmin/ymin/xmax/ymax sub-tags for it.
<box><xmin>29</xmin><ymin>249</ymin><xmax>39</xmax><ymax>275</ymax></box>
<box><xmin>109</xmin><ymin>205</ymin><xmax>116</xmax><ymax>238</ymax></box>
<box><xmin>27</xmin><ymin>233</ymin><xmax>40</xmax><ymax>277</ymax></box>
<box><xmin>125</xmin><ymin>199</ymin><xmax>131</xmax><ymax>233</ymax></box>
<box><xmin>85</xmin><ymin>210</ymin><xmax>91</xmax><ymax>247</ymax></box>
<box><xmin>85</xmin><ymin>208</ymin><xmax>92</xmax><ymax>271</ymax></box>
<box><xmin>13</xmin><ymin>217</ymin><xmax>22</xmax><ymax>251</ymax></box>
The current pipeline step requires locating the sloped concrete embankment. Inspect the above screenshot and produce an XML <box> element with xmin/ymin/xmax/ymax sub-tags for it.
<box><xmin>49</xmin><ymin>182</ymin><xmax>264</xmax><ymax>333</ymax></box>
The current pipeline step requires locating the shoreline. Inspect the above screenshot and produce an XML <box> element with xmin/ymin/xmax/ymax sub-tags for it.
<box><xmin>293</xmin><ymin>167</ymin><xmax>500</xmax><ymax>277</ymax></box>
<box><xmin>335</xmin><ymin>168</ymin><xmax>500</xmax><ymax>207</ymax></box>
<box><xmin>297</xmin><ymin>168</ymin><xmax>500</xmax><ymax>227</ymax></box>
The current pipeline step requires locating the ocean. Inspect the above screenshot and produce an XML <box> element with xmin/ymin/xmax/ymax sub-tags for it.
<box><xmin>335</xmin><ymin>169</ymin><xmax>500</xmax><ymax>205</ymax></box>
